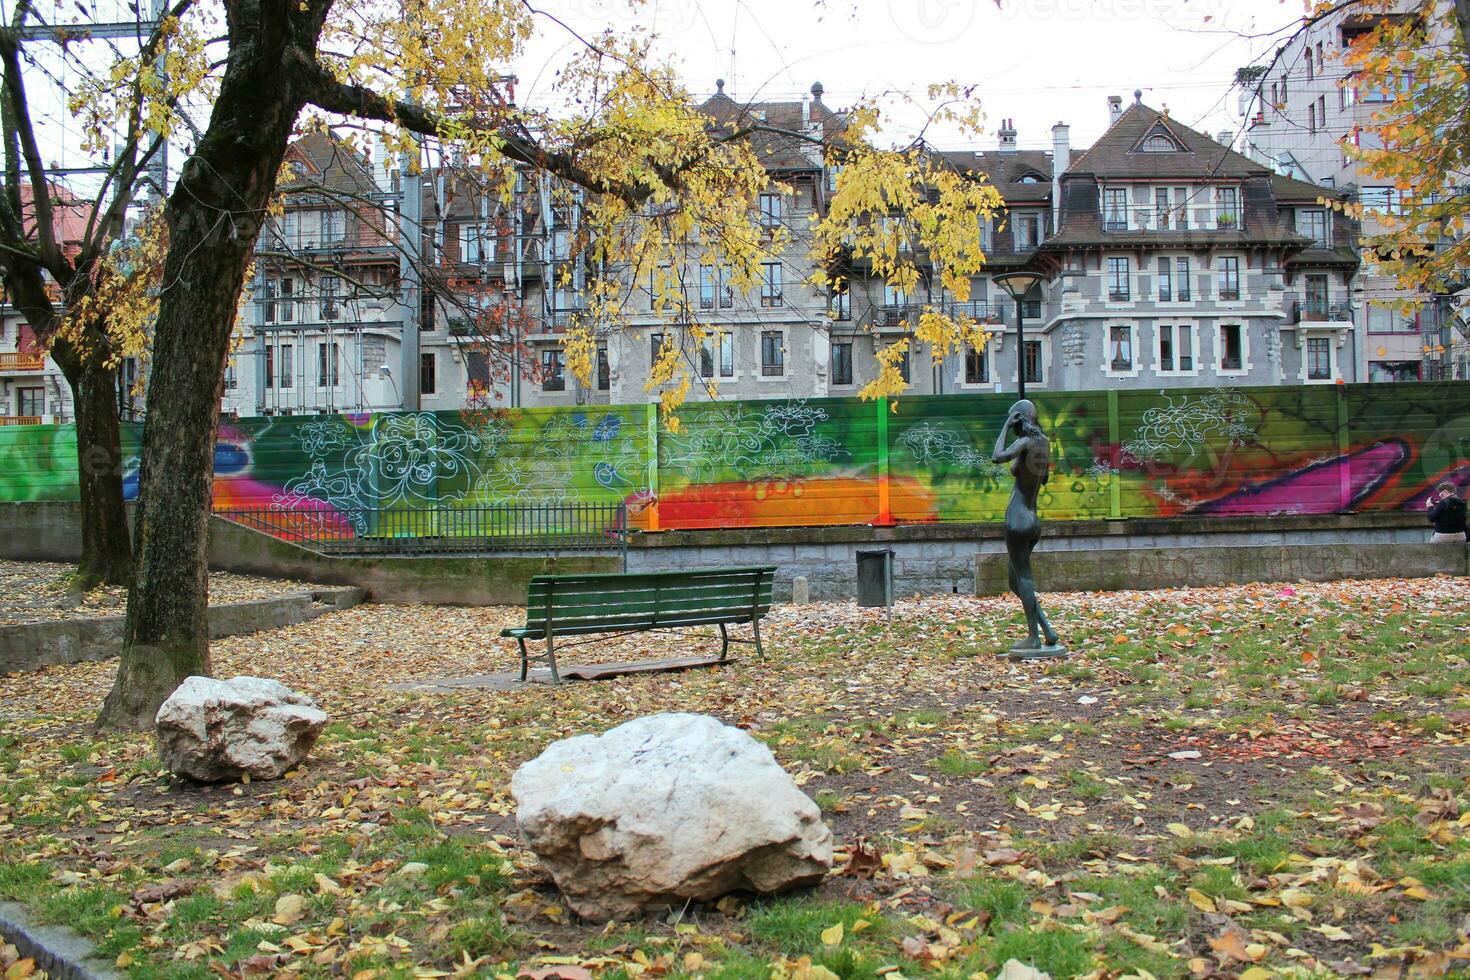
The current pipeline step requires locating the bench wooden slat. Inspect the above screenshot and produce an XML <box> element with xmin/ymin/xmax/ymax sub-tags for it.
<box><xmin>506</xmin><ymin>567</ymin><xmax>776</xmax><ymax>681</ymax></box>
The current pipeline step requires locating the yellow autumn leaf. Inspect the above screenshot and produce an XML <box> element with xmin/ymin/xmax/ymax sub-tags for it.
<box><xmin>1239</xmin><ymin>968</ymin><xmax>1272</xmax><ymax>980</ymax></box>
<box><xmin>272</xmin><ymin>892</ymin><xmax>308</xmax><ymax>926</ymax></box>
<box><xmin>1166</xmin><ymin>822</ymin><xmax>1193</xmax><ymax>838</ymax></box>
<box><xmin>820</xmin><ymin>922</ymin><xmax>844</xmax><ymax>946</ymax></box>
<box><xmin>1186</xmin><ymin>888</ymin><xmax>1217</xmax><ymax>913</ymax></box>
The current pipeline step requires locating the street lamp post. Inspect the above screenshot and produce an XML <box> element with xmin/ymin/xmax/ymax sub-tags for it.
<box><xmin>991</xmin><ymin>271</ymin><xmax>1047</xmax><ymax>398</ymax></box>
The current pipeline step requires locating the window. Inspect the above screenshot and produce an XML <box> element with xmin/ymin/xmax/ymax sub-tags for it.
<box><xmin>826</xmin><ymin>165</ymin><xmax>843</xmax><ymax>194</ymax></box>
<box><xmin>1304</xmin><ymin>274</ymin><xmax>1330</xmax><ymax>319</ymax></box>
<box><xmin>1103</xmin><ymin>188</ymin><xmax>1129</xmax><ymax>230</ymax></box>
<box><xmin>1107</xmin><ymin>257</ymin><xmax>1130</xmax><ymax>301</ymax></box>
<box><xmin>1317</xmin><ymin>95</ymin><xmax>1326</xmax><ymax>129</ymax></box>
<box><xmin>278</xmin><ymin>278</ymin><xmax>294</xmax><ymax>322</ymax></box>
<box><xmin>264</xmin><ymin>279</ymin><xmax>279</xmax><ymax>323</ymax></box>
<box><xmin>718</xmin><ymin>332</ymin><xmax>734</xmax><ymax>377</ymax></box>
<box><xmin>1316</xmin><ymin>41</ymin><xmax>1325</xmax><ymax>72</ymax></box>
<box><xmin>1158</xmin><ymin>324</ymin><xmax>1193</xmax><ymax>372</ymax></box>
<box><xmin>1142</xmin><ymin>134</ymin><xmax>1176</xmax><ymax>152</ymax></box>
<box><xmin>883</xmin><ymin>280</ymin><xmax>907</xmax><ymax>308</ymax></box>
<box><xmin>17</xmin><ymin>387</ymin><xmax>44</xmax><ymax>417</ymax></box>
<box><xmin>1023</xmin><ymin>340</ymin><xmax>1043</xmax><ymax>384</ymax></box>
<box><xmin>760</xmin><ymin>331</ymin><xmax>784</xmax><ymax>376</ymax></box>
<box><xmin>420</xmin><ymin>352</ymin><xmax>436</xmax><ymax>395</ymax></box>
<box><xmin>1023</xmin><ymin>298</ymin><xmax>1042</xmax><ymax>319</ymax></box>
<box><xmin>964</xmin><ymin>345</ymin><xmax>989</xmax><ymax>384</ymax></box>
<box><xmin>596</xmin><ymin>348</ymin><xmax>610</xmax><ymax>390</ymax></box>
<box><xmin>1220</xmin><ymin>323</ymin><xmax>1244</xmax><ymax>371</ymax></box>
<box><xmin>1369</xmin><ymin>360</ymin><xmax>1421</xmax><ymax>382</ymax></box>
<box><xmin>1308</xmin><ymin>102</ymin><xmax>1316</xmax><ymax>134</ymax></box>
<box><xmin>1307</xmin><ymin>337</ymin><xmax>1332</xmax><ymax>380</ymax></box>
<box><xmin>541</xmin><ymin>348</ymin><xmax>565</xmax><ymax>391</ymax></box>
<box><xmin>831</xmin><ymin>288</ymin><xmax>851</xmax><ymax>321</ymax></box>
<box><xmin>1014</xmin><ymin>211</ymin><xmax>1043</xmax><ymax>248</ymax></box>
<box><xmin>279</xmin><ymin>344</ymin><xmax>294</xmax><ymax>389</ymax></box>
<box><xmin>320</xmin><ymin>276</ymin><xmax>340</xmax><ymax>320</ymax></box>
<box><xmin>265</xmin><ymin>345</ymin><xmax>274</xmax><ymax>389</ymax></box>
<box><xmin>317</xmin><ymin>342</ymin><xmax>340</xmax><ymax>386</ymax></box>
<box><xmin>1216</xmin><ymin>187</ymin><xmax>1238</xmax><ymax>226</ymax></box>
<box><xmin>699</xmin><ymin>265</ymin><xmax>717</xmax><ymax>309</ymax></box>
<box><xmin>1157</xmin><ymin>257</ymin><xmax>1172</xmax><ymax>301</ymax></box>
<box><xmin>1361</xmin><ymin>186</ymin><xmax>1403</xmax><ymax>215</ymax></box>
<box><xmin>1155</xmin><ymin>188</ymin><xmax>1172</xmax><ymax>229</ymax></box>
<box><xmin>1307</xmin><ymin>49</ymin><xmax>1314</xmax><ymax>81</ymax></box>
<box><xmin>1218</xmin><ymin>256</ymin><xmax>1240</xmax><ymax>300</ymax></box>
<box><xmin>460</xmin><ymin>223</ymin><xmax>495</xmax><ymax>264</ymax></box>
<box><xmin>832</xmin><ymin>342</ymin><xmax>853</xmax><ymax>386</ymax></box>
<box><xmin>650</xmin><ymin>332</ymin><xmax>665</xmax><ymax>365</ymax></box>
<box><xmin>466</xmin><ymin>351</ymin><xmax>489</xmax><ymax>392</ymax></box>
<box><xmin>1297</xmin><ymin>208</ymin><xmax>1329</xmax><ymax>247</ymax></box>
<box><xmin>896</xmin><ymin>346</ymin><xmax>910</xmax><ymax>384</ymax></box>
<box><xmin>1340</xmin><ymin>83</ymin><xmax>1356</xmax><ymax>109</ymax></box>
<box><xmin>758</xmin><ymin>193</ymin><xmax>783</xmax><ymax>229</ymax></box>
<box><xmin>1176</xmin><ymin>257</ymin><xmax>1192</xmax><ymax>301</ymax></box>
<box><xmin>1109</xmin><ymin>325</ymin><xmax>1133</xmax><ymax>372</ymax></box>
<box><xmin>226</xmin><ymin>359</ymin><xmax>238</xmax><ymax>389</ymax></box>
<box><xmin>760</xmin><ymin>262</ymin><xmax>783</xmax><ymax>307</ymax></box>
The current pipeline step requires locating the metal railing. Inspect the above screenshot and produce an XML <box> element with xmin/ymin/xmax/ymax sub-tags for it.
<box><xmin>1099</xmin><ymin>204</ymin><xmax>1242</xmax><ymax>232</ymax></box>
<box><xmin>0</xmin><ymin>353</ymin><xmax>45</xmax><ymax>371</ymax></box>
<box><xmin>0</xmin><ymin>415</ymin><xmax>41</xmax><ymax>426</ymax></box>
<box><xmin>213</xmin><ymin>502</ymin><xmax>629</xmax><ymax>562</ymax></box>
<box><xmin>1293</xmin><ymin>298</ymin><xmax>1351</xmax><ymax>323</ymax></box>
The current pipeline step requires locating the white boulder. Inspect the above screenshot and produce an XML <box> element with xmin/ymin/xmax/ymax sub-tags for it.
<box><xmin>511</xmin><ymin>712</ymin><xmax>833</xmax><ymax>920</ymax></box>
<box><xmin>156</xmin><ymin>675</ymin><xmax>328</xmax><ymax>783</ymax></box>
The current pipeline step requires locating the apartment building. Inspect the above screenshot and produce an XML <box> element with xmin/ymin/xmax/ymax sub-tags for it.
<box><xmin>1237</xmin><ymin>2</ymin><xmax>1464</xmax><ymax>380</ymax></box>
<box><xmin>219</xmin><ymin>87</ymin><xmax>1381</xmax><ymax>418</ymax></box>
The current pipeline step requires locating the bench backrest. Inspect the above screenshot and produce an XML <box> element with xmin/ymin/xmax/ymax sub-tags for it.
<box><xmin>525</xmin><ymin>566</ymin><xmax>776</xmax><ymax>637</ymax></box>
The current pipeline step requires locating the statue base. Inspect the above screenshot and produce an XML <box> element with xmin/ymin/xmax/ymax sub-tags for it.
<box><xmin>1001</xmin><ymin>642</ymin><xmax>1069</xmax><ymax>661</ymax></box>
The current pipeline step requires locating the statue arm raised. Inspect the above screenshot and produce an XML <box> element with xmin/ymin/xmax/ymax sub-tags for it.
<box><xmin>991</xmin><ymin>435</ymin><xmax>1029</xmax><ymax>464</ymax></box>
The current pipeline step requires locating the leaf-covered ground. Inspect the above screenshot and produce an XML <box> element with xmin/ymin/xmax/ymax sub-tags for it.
<box><xmin>2</xmin><ymin>576</ymin><xmax>1469</xmax><ymax>980</ymax></box>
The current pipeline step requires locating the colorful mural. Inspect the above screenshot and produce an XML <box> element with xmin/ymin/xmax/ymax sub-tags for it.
<box><xmin>0</xmin><ymin>382</ymin><xmax>1467</xmax><ymax>538</ymax></box>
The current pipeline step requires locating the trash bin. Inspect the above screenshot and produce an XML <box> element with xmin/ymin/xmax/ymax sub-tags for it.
<box><xmin>855</xmin><ymin>549</ymin><xmax>894</xmax><ymax>608</ymax></box>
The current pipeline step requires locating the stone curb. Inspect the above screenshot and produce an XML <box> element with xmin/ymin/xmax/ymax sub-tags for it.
<box><xmin>0</xmin><ymin>900</ymin><xmax>118</xmax><ymax>980</ymax></box>
<box><xmin>1</xmin><ymin>585</ymin><xmax>367</xmax><ymax>674</ymax></box>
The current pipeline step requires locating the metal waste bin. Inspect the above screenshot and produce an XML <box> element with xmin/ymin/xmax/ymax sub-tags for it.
<box><xmin>855</xmin><ymin>549</ymin><xmax>894</xmax><ymax>608</ymax></box>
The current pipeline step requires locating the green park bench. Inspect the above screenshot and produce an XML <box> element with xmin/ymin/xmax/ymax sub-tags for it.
<box><xmin>502</xmin><ymin>566</ymin><xmax>777</xmax><ymax>684</ymax></box>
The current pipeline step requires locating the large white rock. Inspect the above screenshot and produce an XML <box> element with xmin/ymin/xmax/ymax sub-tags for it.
<box><xmin>511</xmin><ymin>712</ymin><xmax>833</xmax><ymax>919</ymax></box>
<box><xmin>155</xmin><ymin>675</ymin><xmax>328</xmax><ymax>783</ymax></box>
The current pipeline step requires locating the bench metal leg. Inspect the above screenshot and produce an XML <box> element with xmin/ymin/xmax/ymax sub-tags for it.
<box><xmin>517</xmin><ymin>638</ymin><xmax>529</xmax><ymax>681</ymax></box>
<box><xmin>546</xmin><ymin>632</ymin><xmax>561</xmax><ymax>685</ymax></box>
<box><xmin>753</xmin><ymin>617</ymin><xmax>764</xmax><ymax>660</ymax></box>
<box><xmin>719</xmin><ymin>623</ymin><xmax>730</xmax><ymax>662</ymax></box>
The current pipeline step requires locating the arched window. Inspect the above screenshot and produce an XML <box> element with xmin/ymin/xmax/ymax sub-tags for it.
<box><xmin>1015</xmin><ymin>173</ymin><xmax>1043</xmax><ymax>183</ymax></box>
<box><xmin>1142</xmin><ymin>135</ymin><xmax>1177</xmax><ymax>152</ymax></box>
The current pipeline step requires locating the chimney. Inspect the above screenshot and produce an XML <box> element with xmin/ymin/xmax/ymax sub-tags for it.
<box><xmin>1051</xmin><ymin>122</ymin><xmax>1069</xmax><ymax>229</ymax></box>
<box><xmin>1107</xmin><ymin>96</ymin><xmax>1123</xmax><ymax>125</ymax></box>
<box><xmin>802</xmin><ymin>94</ymin><xmax>811</xmax><ymax>128</ymax></box>
<box><xmin>1217</xmin><ymin>130</ymin><xmax>1234</xmax><ymax>149</ymax></box>
<box><xmin>998</xmin><ymin>118</ymin><xmax>1017</xmax><ymax>152</ymax></box>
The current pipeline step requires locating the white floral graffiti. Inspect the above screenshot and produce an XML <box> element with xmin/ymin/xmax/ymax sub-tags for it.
<box><xmin>661</xmin><ymin>400</ymin><xmax>846</xmax><ymax>482</ymax></box>
<box><xmin>897</xmin><ymin>421</ymin><xmax>1008</xmax><ymax>478</ymax></box>
<box><xmin>1121</xmin><ymin>387</ymin><xmax>1260</xmax><ymax>465</ymax></box>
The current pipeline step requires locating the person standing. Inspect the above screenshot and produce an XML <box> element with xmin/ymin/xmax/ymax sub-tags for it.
<box><xmin>1427</xmin><ymin>482</ymin><xmax>1469</xmax><ymax>543</ymax></box>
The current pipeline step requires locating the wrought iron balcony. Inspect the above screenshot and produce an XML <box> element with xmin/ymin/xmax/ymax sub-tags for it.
<box><xmin>0</xmin><ymin>353</ymin><xmax>45</xmax><ymax>371</ymax></box>
<box><xmin>1099</xmin><ymin>204</ymin><xmax>1242</xmax><ymax>233</ymax></box>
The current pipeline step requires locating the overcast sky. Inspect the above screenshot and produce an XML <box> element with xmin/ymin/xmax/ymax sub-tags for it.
<box><xmin>516</xmin><ymin>0</ymin><xmax>1305</xmax><ymax>153</ymax></box>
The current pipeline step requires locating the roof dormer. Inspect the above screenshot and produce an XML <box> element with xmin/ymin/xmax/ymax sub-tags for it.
<box><xmin>1132</xmin><ymin>119</ymin><xmax>1189</xmax><ymax>154</ymax></box>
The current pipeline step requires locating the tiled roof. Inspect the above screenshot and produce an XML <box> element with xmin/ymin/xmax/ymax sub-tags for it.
<box><xmin>1067</xmin><ymin>102</ymin><xmax>1273</xmax><ymax>180</ymax></box>
<box><xmin>696</xmin><ymin>88</ymin><xmax>843</xmax><ymax>172</ymax></box>
<box><xmin>936</xmin><ymin>150</ymin><xmax>1061</xmax><ymax>204</ymax></box>
<box><xmin>282</xmin><ymin>131</ymin><xmax>382</xmax><ymax>197</ymax></box>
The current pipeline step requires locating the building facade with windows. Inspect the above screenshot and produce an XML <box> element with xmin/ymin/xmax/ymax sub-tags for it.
<box><xmin>1236</xmin><ymin>3</ymin><xmax>1463</xmax><ymax>380</ymax></box>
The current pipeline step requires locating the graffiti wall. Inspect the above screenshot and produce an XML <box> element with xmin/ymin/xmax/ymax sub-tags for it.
<box><xmin>0</xmin><ymin>382</ymin><xmax>1467</xmax><ymax>538</ymax></box>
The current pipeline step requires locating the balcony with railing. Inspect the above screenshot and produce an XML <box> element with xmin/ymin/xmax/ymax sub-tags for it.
<box><xmin>868</xmin><ymin>301</ymin><xmax>1009</xmax><ymax>330</ymax></box>
<box><xmin>1099</xmin><ymin>204</ymin><xmax>1243</xmax><ymax>233</ymax></box>
<box><xmin>0</xmin><ymin>415</ymin><xmax>41</xmax><ymax>426</ymax></box>
<box><xmin>1292</xmin><ymin>296</ymin><xmax>1353</xmax><ymax>324</ymax></box>
<box><xmin>0</xmin><ymin>352</ymin><xmax>46</xmax><ymax>372</ymax></box>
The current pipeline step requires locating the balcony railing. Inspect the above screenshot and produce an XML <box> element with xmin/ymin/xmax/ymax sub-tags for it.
<box><xmin>0</xmin><ymin>352</ymin><xmax>46</xmax><ymax>371</ymax></box>
<box><xmin>1099</xmin><ymin>204</ymin><xmax>1242</xmax><ymax>233</ymax></box>
<box><xmin>873</xmin><ymin>302</ymin><xmax>1010</xmax><ymax>328</ymax></box>
<box><xmin>1294</xmin><ymin>298</ymin><xmax>1351</xmax><ymax>323</ymax></box>
<box><xmin>0</xmin><ymin>416</ymin><xmax>41</xmax><ymax>426</ymax></box>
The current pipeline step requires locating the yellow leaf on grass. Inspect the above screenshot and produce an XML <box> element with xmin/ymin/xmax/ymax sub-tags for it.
<box><xmin>1186</xmin><ymin>888</ymin><xmax>1217</xmax><ymax>913</ymax></box>
<box><xmin>820</xmin><ymin>923</ymin><xmax>844</xmax><ymax>946</ymax></box>
<box><xmin>273</xmin><ymin>893</ymin><xmax>307</xmax><ymax>926</ymax></box>
<box><xmin>1402</xmin><ymin>885</ymin><xmax>1431</xmax><ymax>900</ymax></box>
<box><xmin>1239</xmin><ymin>969</ymin><xmax>1272</xmax><ymax>980</ymax></box>
<box><xmin>851</xmin><ymin>919</ymin><xmax>872</xmax><ymax>934</ymax></box>
<box><xmin>1279</xmin><ymin>889</ymin><xmax>1312</xmax><ymax>909</ymax></box>
<box><xmin>1166</xmin><ymin>823</ymin><xmax>1193</xmax><ymax>838</ymax></box>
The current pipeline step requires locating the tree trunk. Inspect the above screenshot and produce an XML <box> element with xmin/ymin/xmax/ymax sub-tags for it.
<box><xmin>96</xmin><ymin>5</ymin><xmax>311</xmax><ymax>731</ymax></box>
<box><xmin>52</xmin><ymin>343</ymin><xmax>132</xmax><ymax>588</ymax></box>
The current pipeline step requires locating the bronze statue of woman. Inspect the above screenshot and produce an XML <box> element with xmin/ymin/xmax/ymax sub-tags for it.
<box><xmin>991</xmin><ymin>399</ymin><xmax>1064</xmax><ymax>657</ymax></box>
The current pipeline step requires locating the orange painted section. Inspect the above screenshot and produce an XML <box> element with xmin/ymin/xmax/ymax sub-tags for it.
<box><xmin>627</xmin><ymin>476</ymin><xmax>936</xmax><ymax>530</ymax></box>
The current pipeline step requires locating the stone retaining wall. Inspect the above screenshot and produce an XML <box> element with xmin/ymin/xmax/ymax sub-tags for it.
<box><xmin>0</xmin><ymin>586</ymin><xmax>365</xmax><ymax>674</ymax></box>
